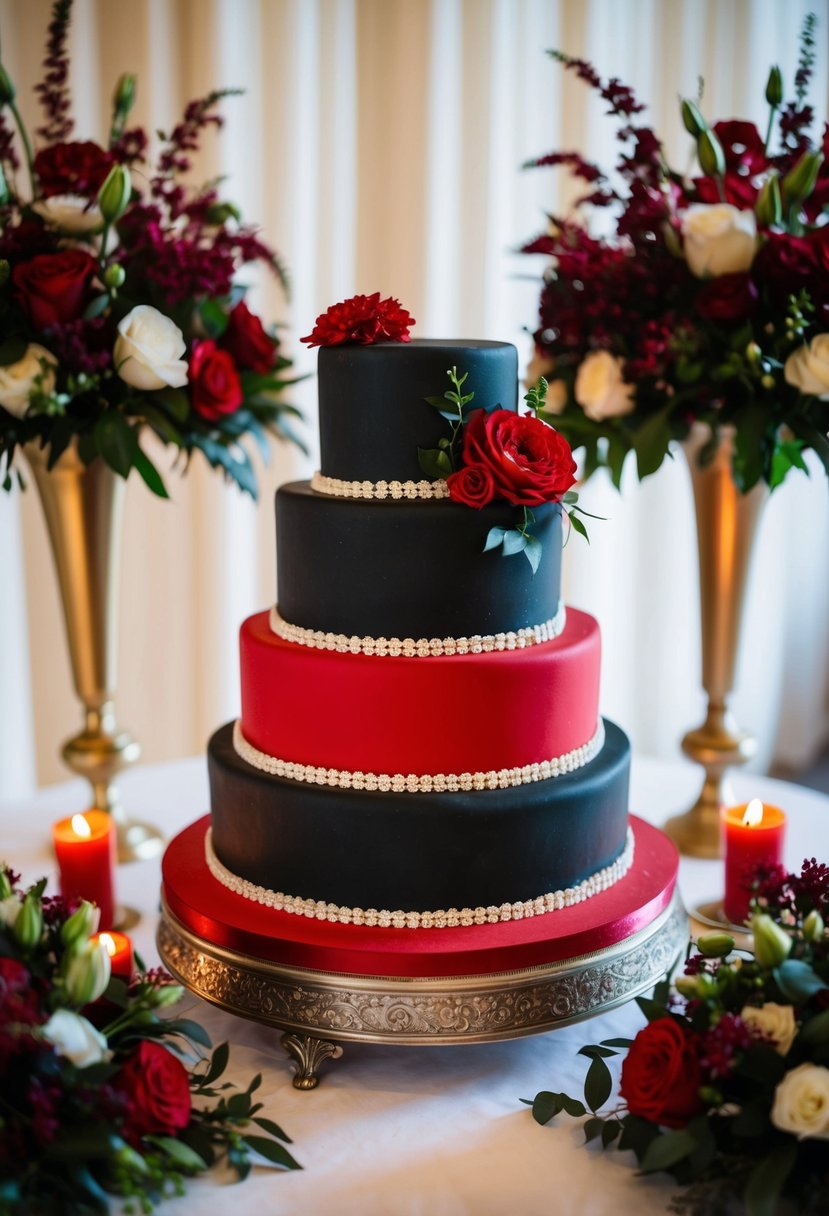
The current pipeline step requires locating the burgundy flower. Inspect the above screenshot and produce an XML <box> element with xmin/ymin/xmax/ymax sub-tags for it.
<box><xmin>753</xmin><ymin>232</ymin><xmax>821</xmax><ymax>304</ymax></box>
<box><xmin>695</xmin><ymin>272</ymin><xmax>758</xmax><ymax>323</ymax></box>
<box><xmin>694</xmin><ymin>172</ymin><xmax>760</xmax><ymax>210</ymax></box>
<box><xmin>302</xmin><ymin>293</ymin><xmax>415</xmax><ymax>347</ymax></box>
<box><xmin>114</xmin><ymin>1041</ymin><xmax>191</xmax><ymax>1146</ymax></box>
<box><xmin>446</xmin><ymin>463</ymin><xmax>496</xmax><ymax>508</ymax></box>
<box><xmin>460</xmin><ymin>409</ymin><xmax>576</xmax><ymax>507</ymax></box>
<box><xmin>620</xmin><ymin>1017</ymin><xmax>704</xmax><ymax>1128</ymax></box>
<box><xmin>220</xmin><ymin>300</ymin><xmax>277</xmax><ymax>373</ymax></box>
<box><xmin>12</xmin><ymin>248</ymin><xmax>97</xmax><ymax>330</ymax></box>
<box><xmin>190</xmin><ymin>339</ymin><xmax>243</xmax><ymax>422</ymax></box>
<box><xmin>713</xmin><ymin>121</ymin><xmax>768</xmax><ymax>175</ymax></box>
<box><xmin>34</xmin><ymin>140</ymin><xmax>113</xmax><ymax>198</ymax></box>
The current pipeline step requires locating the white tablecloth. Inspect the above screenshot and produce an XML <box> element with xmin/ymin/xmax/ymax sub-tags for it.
<box><xmin>2</xmin><ymin>756</ymin><xmax>828</xmax><ymax>1215</ymax></box>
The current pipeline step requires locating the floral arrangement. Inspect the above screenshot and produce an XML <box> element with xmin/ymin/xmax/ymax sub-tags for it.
<box><xmin>0</xmin><ymin>0</ymin><xmax>303</xmax><ymax>499</ymax></box>
<box><xmin>303</xmin><ymin>293</ymin><xmax>590</xmax><ymax>569</ymax></box>
<box><xmin>527</xmin><ymin>857</ymin><xmax>829</xmax><ymax>1216</ymax></box>
<box><xmin>0</xmin><ymin>865</ymin><xmax>299</xmax><ymax>1213</ymax></box>
<box><xmin>522</xmin><ymin>15</ymin><xmax>829</xmax><ymax>492</ymax></box>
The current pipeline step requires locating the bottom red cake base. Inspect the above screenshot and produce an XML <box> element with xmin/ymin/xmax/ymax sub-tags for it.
<box><xmin>161</xmin><ymin>815</ymin><xmax>680</xmax><ymax>979</ymax></box>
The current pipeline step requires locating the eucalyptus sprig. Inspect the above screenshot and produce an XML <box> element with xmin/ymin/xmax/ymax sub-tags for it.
<box><xmin>418</xmin><ymin>365</ymin><xmax>476</xmax><ymax>478</ymax></box>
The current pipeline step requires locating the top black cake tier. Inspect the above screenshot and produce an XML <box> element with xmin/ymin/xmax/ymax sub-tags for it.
<box><xmin>318</xmin><ymin>340</ymin><xmax>519</xmax><ymax>483</ymax></box>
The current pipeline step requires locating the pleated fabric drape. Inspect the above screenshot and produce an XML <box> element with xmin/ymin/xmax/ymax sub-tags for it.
<box><xmin>1</xmin><ymin>0</ymin><xmax>827</xmax><ymax>799</ymax></box>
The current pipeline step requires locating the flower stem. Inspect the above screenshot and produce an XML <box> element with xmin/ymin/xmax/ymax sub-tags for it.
<box><xmin>764</xmin><ymin>105</ymin><xmax>777</xmax><ymax>155</ymax></box>
<box><xmin>8</xmin><ymin>100</ymin><xmax>35</xmax><ymax>197</ymax></box>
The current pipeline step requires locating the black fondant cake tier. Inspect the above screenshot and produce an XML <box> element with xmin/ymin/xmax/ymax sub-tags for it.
<box><xmin>208</xmin><ymin>719</ymin><xmax>630</xmax><ymax>913</ymax></box>
<box><xmin>276</xmin><ymin>481</ymin><xmax>562</xmax><ymax>638</ymax></box>
<box><xmin>318</xmin><ymin>340</ymin><xmax>518</xmax><ymax>482</ymax></box>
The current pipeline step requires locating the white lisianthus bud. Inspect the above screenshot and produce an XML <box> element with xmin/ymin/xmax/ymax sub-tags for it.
<box><xmin>574</xmin><ymin>350</ymin><xmax>635</xmax><ymax>421</ymax></box>
<box><xmin>0</xmin><ymin>344</ymin><xmax>57</xmax><ymax>416</ymax></box>
<box><xmin>60</xmin><ymin>900</ymin><xmax>100</xmax><ymax>951</ymax></box>
<box><xmin>114</xmin><ymin>304</ymin><xmax>189</xmax><ymax>391</ymax></box>
<box><xmin>31</xmin><ymin>194</ymin><xmax>103</xmax><ymax>234</ymax></box>
<box><xmin>62</xmin><ymin>939</ymin><xmax>111</xmax><ymax>1005</ymax></box>
<box><xmin>803</xmin><ymin>909</ymin><xmax>825</xmax><ymax>942</ymax></box>
<box><xmin>771</xmin><ymin>1064</ymin><xmax>829</xmax><ymax>1140</ymax></box>
<box><xmin>681</xmin><ymin>203</ymin><xmax>758</xmax><ymax>278</ymax></box>
<box><xmin>42</xmin><ymin>1010</ymin><xmax>111</xmax><ymax>1068</ymax></box>
<box><xmin>751</xmin><ymin>912</ymin><xmax>793</xmax><ymax>968</ymax></box>
<box><xmin>0</xmin><ymin>894</ymin><xmax>22</xmax><ymax>928</ymax></box>
<box><xmin>784</xmin><ymin>333</ymin><xmax>829</xmax><ymax>399</ymax></box>
<box><xmin>740</xmin><ymin>1002</ymin><xmax>797</xmax><ymax>1056</ymax></box>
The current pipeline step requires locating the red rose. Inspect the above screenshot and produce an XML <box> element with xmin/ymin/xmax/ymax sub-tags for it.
<box><xmin>447</xmin><ymin>462</ymin><xmax>496</xmax><ymax>508</ymax></box>
<box><xmin>34</xmin><ymin>141</ymin><xmax>114</xmax><ymax>198</ymax></box>
<box><xmin>753</xmin><ymin>232</ymin><xmax>821</xmax><ymax>304</ymax></box>
<box><xmin>620</xmin><ymin>1018</ymin><xmax>704</xmax><ymax>1129</ymax></box>
<box><xmin>12</xmin><ymin>249</ymin><xmax>98</xmax><ymax>330</ymax></box>
<box><xmin>220</xmin><ymin>300</ymin><xmax>277</xmax><ymax>373</ymax></box>
<box><xmin>694</xmin><ymin>172</ymin><xmax>759</xmax><ymax>210</ymax></box>
<box><xmin>190</xmin><ymin>339</ymin><xmax>243</xmax><ymax>421</ymax></box>
<box><xmin>115</xmin><ymin>1041</ymin><xmax>191</xmax><ymax>1145</ymax></box>
<box><xmin>301</xmin><ymin>292</ymin><xmax>415</xmax><ymax>347</ymax></box>
<box><xmin>695</xmin><ymin>272</ymin><xmax>758</xmax><ymax>323</ymax></box>
<box><xmin>713</xmin><ymin>121</ymin><xmax>767</xmax><ymax>175</ymax></box>
<box><xmin>459</xmin><ymin>409</ymin><xmax>576</xmax><ymax>507</ymax></box>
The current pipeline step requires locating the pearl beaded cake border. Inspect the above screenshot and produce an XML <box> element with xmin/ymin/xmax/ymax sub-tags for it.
<box><xmin>204</xmin><ymin>825</ymin><xmax>635</xmax><ymax>929</ymax></box>
<box><xmin>268</xmin><ymin>604</ymin><xmax>567</xmax><ymax>657</ymax></box>
<box><xmin>232</xmin><ymin>719</ymin><xmax>605</xmax><ymax>792</ymax></box>
<box><xmin>311</xmin><ymin>471</ymin><xmax>450</xmax><ymax>500</ymax></box>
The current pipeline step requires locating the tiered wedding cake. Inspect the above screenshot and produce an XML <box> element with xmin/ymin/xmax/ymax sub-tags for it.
<box><xmin>204</xmin><ymin>300</ymin><xmax>635</xmax><ymax>930</ymax></box>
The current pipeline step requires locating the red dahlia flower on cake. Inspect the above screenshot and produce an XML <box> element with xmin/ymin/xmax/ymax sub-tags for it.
<box><xmin>302</xmin><ymin>292</ymin><xmax>415</xmax><ymax>347</ymax></box>
<box><xmin>0</xmin><ymin>0</ymin><xmax>303</xmax><ymax>499</ymax></box>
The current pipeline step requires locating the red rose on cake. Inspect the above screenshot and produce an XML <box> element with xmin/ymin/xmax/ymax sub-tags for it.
<box><xmin>447</xmin><ymin>409</ymin><xmax>576</xmax><ymax>508</ymax></box>
<box><xmin>302</xmin><ymin>292</ymin><xmax>415</xmax><ymax>347</ymax></box>
<box><xmin>190</xmin><ymin>339</ymin><xmax>243</xmax><ymax>421</ymax></box>
<box><xmin>220</xmin><ymin>300</ymin><xmax>278</xmax><ymax>373</ymax></box>
<box><xmin>619</xmin><ymin>1017</ymin><xmax>704</xmax><ymax>1128</ymax></box>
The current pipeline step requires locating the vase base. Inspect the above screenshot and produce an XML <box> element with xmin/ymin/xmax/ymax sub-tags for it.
<box><xmin>113</xmin><ymin>815</ymin><xmax>165</xmax><ymax>864</ymax></box>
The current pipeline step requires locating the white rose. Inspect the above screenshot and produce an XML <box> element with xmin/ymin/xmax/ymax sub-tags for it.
<box><xmin>784</xmin><ymin>333</ymin><xmax>829</xmax><ymax>399</ymax></box>
<box><xmin>114</xmin><ymin>304</ymin><xmax>189</xmax><ymax>391</ymax></box>
<box><xmin>0</xmin><ymin>343</ymin><xmax>57</xmax><ymax>417</ymax></box>
<box><xmin>574</xmin><ymin>350</ymin><xmax>635</xmax><ymax>421</ymax></box>
<box><xmin>31</xmin><ymin>194</ymin><xmax>103</xmax><ymax>234</ymax></box>
<box><xmin>740</xmin><ymin>1002</ymin><xmax>797</xmax><ymax>1056</ymax></box>
<box><xmin>681</xmin><ymin>204</ymin><xmax>758</xmax><ymax>278</ymax></box>
<box><xmin>42</xmin><ymin>1009</ymin><xmax>111</xmax><ymax>1069</ymax></box>
<box><xmin>771</xmin><ymin>1063</ymin><xmax>829</xmax><ymax>1140</ymax></box>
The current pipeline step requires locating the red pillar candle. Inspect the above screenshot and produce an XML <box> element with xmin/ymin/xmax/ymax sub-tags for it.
<box><xmin>94</xmin><ymin>931</ymin><xmax>134</xmax><ymax>981</ymax></box>
<box><xmin>52</xmin><ymin>811</ymin><xmax>116</xmax><ymax>931</ymax></box>
<box><xmin>722</xmin><ymin>798</ymin><xmax>786</xmax><ymax>926</ymax></box>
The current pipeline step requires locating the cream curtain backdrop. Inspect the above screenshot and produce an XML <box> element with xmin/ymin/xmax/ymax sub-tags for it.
<box><xmin>0</xmin><ymin>0</ymin><xmax>827</xmax><ymax>802</ymax></box>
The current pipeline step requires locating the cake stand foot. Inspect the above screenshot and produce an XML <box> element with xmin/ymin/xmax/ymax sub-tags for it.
<box><xmin>281</xmin><ymin>1032</ymin><xmax>343</xmax><ymax>1090</ymax></box>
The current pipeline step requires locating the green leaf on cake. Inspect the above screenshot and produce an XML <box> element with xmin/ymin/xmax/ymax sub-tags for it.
<box><xmin>418</xmin><ymin>446</ymin><xmax>452</xmax><ymax>479</ymax></box>
<box><xmin>501</xmin><ymin>528</ymin><xmax>528</xmax><ymax>556</ymax></box>
<box><xmin>483</xmin><ymin>526</ymin><xmax>506</xmax><ymax>551</ymax></box>
<box><xmin>523</xmin><ymin>535</ymin><xmax>542</xmax><ymax>573</ymax></box>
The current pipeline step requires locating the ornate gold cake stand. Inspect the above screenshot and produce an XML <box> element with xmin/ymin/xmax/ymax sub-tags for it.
<box><xmin>157</xmin><ymin>881</ymin><xmax>687</xmax><ymax>1089</ymax></box>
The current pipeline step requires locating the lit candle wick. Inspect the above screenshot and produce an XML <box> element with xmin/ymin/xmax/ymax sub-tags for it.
<box><xmin>71</xmin><ymin>813</ymin><xmax>92</xmax><ymax>839</ymax></box>
<box><xmin>742</xmin><ymin>798</ymin><xmax>764</xmax><ymax>828</ymax></box>
<box><xmin>99</xmin><ymin>932</ymin><xmax>116</xmax><ymax>957</ymax></box>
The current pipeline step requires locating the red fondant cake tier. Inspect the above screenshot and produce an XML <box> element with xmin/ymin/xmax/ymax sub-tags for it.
<box><xmin>239</xmin><ymin>607</ymin><xmax>601</xmax><ymax>775</ymax></box>
<box><xmin>162</xmin><ymin>816</ymin><xmax>678</xmax><ymax>977</ymax></box>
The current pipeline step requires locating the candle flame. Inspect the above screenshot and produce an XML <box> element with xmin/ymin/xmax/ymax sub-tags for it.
<box><xmin>71</xmin><ymin>813</ymin><xmax>92</xmax><ymax>838</ymax></box>
<box><xmin>742</xmin><ymin>798</ymin><xmax>764</xmax><ymax>827</ymax></box>
<box><xmin>99</xmin><ymin>932</ymin><xmax>116</xmax><ymax>957</ymax></box>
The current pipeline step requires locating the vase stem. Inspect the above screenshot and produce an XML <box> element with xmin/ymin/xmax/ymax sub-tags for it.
<box><xmin>25</xmin><ymin>444</ymin><xmax>163</xmax><ymax>863</ymax></box>
<box><xmin>664</xmin><ymin>427</ymin><xmax>766</xmax><ymax>858</ymax></box>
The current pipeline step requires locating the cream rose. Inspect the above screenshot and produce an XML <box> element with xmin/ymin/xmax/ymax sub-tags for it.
<box><xmin>42</xmin><ymin>1010</ymin><xmax>111</xmax><ymax>1069</ymax></box>
<box><xmin>784</xmin><ymin>333</ymin><xmax>829</xmax><ymax>398</ymax></box>
<box><xmin>681</xmin><ymin>204</ymin><xmax>758</xmax><ymax>278</ymax></box>
<box><xmin>114</xmin><ymin>304</ymin><xmax>189</xmax><ymax>391</ymax></box>
<box><xmin>740</xmin><ymin>1002</ymin><xmax>797</xmax><ymax>1056</ymax></box>
<box><xmin>574</xmin><ymin>350</ymin><xmax>634</xmax><ymax>421</ymax></box>
<box><xmin>771</xmin><ymin>1063</ymin><xmax>829</xmax><ymax>1140</ymax></box>
<box><xmin>0</xmin><ymin>343</ymin><xmax>57</xmax><ymax>417</ymax></box>
<box><xmin>31</xmin><ymin>194</ymin><xmax>103</xmax><ymax>234</ymax></box>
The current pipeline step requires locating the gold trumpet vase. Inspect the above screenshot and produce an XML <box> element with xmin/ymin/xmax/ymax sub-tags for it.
<box><xmin>665</xmin><ymin>425</ymin><xmax>767</xmax><ymax>858</ymax></box>
<box><xmin>25</xmin><ymin>442</ymin><xmax>163</xmax><ymax>863</ymax></box>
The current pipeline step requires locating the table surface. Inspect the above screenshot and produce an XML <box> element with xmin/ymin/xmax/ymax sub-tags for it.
<box><xmin>2</xmin><ymin>755</ymin><xmax>828</xmax><ymax>1216</ymax></box>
